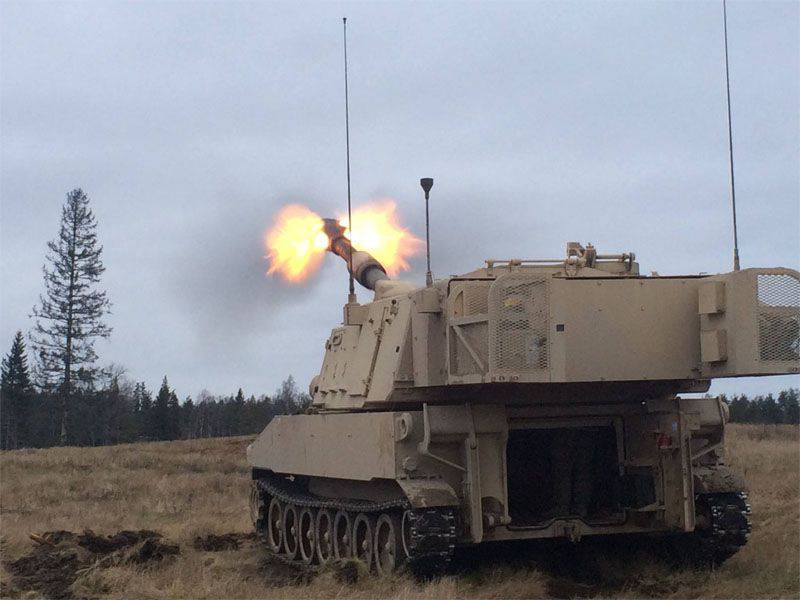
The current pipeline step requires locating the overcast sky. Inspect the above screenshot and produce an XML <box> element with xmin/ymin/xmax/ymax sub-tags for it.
<box><xmin>2</xmin><ymin>1</ymin><xmax>798</xmax><ymax>400</ymax></box>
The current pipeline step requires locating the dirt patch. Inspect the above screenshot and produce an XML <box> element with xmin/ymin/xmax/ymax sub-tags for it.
<box><xmin>258</xmin><ymin>553</ymin><xmax>315</xmax><ymax>586</ymax></box>
<box><xmin>3</xmin><ymin>530</ymin><xmax>180</xmax><ymax>599</ymax></box>
<box><xmin>193</xmin><ymin>532</ymin><xmax>254</xmax><ymax>552</ymax></box>
<box><xmin>192</xmin><ymin>532</ymin><xmax>360</xmax><ymax>587</ymax></box>
<box><xmin>323</xmin><ymin>558</ymin><xmax>366</xmax><ymax>585</ymax></box>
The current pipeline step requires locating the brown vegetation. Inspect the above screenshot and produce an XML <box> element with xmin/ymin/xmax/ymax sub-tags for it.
<box><xmin>1</xmin><ymin>425</ymin><xmax>798</xmax><ymax>599</ymax></box>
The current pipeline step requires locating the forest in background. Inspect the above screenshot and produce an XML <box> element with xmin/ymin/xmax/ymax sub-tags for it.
<box><xmin>1</xmin><ymin>332</ymin><xmax>310</xmax><ymax>449</ymax></box>
<box><xmin>1</xmin><ymin>328</ymin><xmax>796</xmax><ymax>450</ymax></box>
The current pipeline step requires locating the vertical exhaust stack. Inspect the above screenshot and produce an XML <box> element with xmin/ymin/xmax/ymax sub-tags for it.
<box><xmin>322</xmin><ymin>218</ymin><xmax>389</xmax><ymax>291</ymax></box>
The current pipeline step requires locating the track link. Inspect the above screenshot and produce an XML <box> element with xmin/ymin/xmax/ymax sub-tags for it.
<box><xmin>404</xmin><ymin>508</ymin><xmax>457</xmax><ymax>576</ymax></box>
<box><xmin>685</xmin><ymin>491</ymin><xmax>751</xmax><ymax>565</ymax></box>
<box><xmin>252</xmin><ymin>473</ymin><xmax>457</xmax><ymax>577</ymax></box>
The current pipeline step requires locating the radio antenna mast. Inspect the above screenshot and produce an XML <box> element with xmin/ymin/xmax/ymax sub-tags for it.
<box><xmin>343</xmin><ymin>17</ymin><xmax>356</xmax><ymax>301</ymax></box>
<box><xmin>723</xmin><ymin>0</ymin><xmax>741</xmax><ymax>271</ymax></box>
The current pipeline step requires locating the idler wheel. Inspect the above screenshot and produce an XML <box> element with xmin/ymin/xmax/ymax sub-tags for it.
<box><xmin>249</xmin><ymin>483</ymin><xmax>263</xmax><ymax>531</ymax></box>
<box><xmin>266</xmin><ymin>497</ymin><xmax>283</xmax><ymax>553</ymax></box>
<box><xmin>374</xmin><ymin>513</ymin><xmax>403</xmax><ymax>575</ymax></box>
<box><xmin>315</xmin><ymin>508</ymin><xmax>334</xmax><ymax>564</ymax></box>
<box><xmin>333</xmin><ymin>510</ymin><xmax>353</xmax><ymax>559</ymax></box>
<box><xmin>400</xmin><ymin>509</ymin><xmax>413</xmax><ymax>559</ymax></box>
<box><xmin>353</xmin><ymin>513</ymin><xmax>376</xmax><ymax>570</ymax></box>
<box><xmin>282</xmin><ymin>504</ymin><xmax>300</xmax><ymax>558</ymax></box>
<box><xmin>298</xmin><ymin>507</ymin><xmax>317</xmax><ymax>564</ymax></box>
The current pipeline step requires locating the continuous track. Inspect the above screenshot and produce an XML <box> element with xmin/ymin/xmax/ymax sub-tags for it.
<box><xmin>252</xmin><ymin>477</ymin><xmax>750</xmax><ymax>576</ymax></box>
<box><xmin>686</xmin><ymin>491</ymin><xmax>752</xmax><ymax>565</ymax></box>
<box><xmin>252</xmin><ymin>473</ymin><xmax>456</xmax><ymax>577</ymax></box>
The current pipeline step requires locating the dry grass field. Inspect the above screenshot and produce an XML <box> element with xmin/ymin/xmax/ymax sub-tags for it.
<box><xmin>1</xmin><ymin>424</ymin><xmax>797</xmax><ymax>599</ymax></box>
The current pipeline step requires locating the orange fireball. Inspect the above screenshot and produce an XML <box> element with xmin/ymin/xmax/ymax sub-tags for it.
<box><xmin>265</xmin><ymin>199</ymin><xmax>423</xmax><ymax>283</ymax></box>
<box><xmin>265</xmin><ymin>205</ymin><xmax>328</xmax><ymax>282</ymax></box>
<box><xmin>340</xmin><ymin>200</ymin><xmax>423</xmax><ymax>276</ymax></box>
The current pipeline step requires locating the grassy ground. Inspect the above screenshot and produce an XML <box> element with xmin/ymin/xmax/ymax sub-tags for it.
<box><xmin>0</xmin><ymin>424</ymin><xmax>797</xmax><ymax>599</ymax></box>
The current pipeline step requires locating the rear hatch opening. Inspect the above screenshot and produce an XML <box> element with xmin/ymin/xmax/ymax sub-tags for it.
<box><xmin>506</xmin><ymin>425</ymin><xmax>628</xmax><ymax>527</ymax></box>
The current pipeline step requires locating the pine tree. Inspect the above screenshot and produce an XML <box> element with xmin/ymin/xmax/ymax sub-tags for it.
<box><xmin>778</xmin><ymin>389</ymin><xmax>800</xmax><ymax>424</ymax></box>
<box><xmin>153</xmin><ymin>377</ymin><xmax>171</xmax><ymax>441</ymax></box>
<box><xmin>31</xmin><ymin>188</ymin><xmax>111</xmax><ymax>444</ymax></box>
<box><xmin>182</xmin><ymin>396</ymin><xmax>196</xmax><ymax>439</ymax></box>
<box><xmin>167</xmin><ymin>390</ymin><xmax>181</xmax><ymax>440</ymax></box>
<box><xmin>759</xmin><ymin>394</ymin><xmax>782</xmax><ymax>424</ymax></box>
<box><xmin>1</xmin><ymin>331</ymin><xmax>33</xmax><ymax>449</ymax></box>
<box><xmin>233</xmin><ymin>388</ymin><xmax>245</xmax><ymax>434</ymax></box>
<box><xmin>137</xmin><ymin>383</ymin><xmax>154</xmax><ymax>440</ymax></box>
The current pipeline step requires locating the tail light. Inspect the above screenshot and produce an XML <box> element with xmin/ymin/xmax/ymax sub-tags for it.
<box><xmin>656</xmin><ymin>433</ymin><xmax>673</xmax><ymax>449</ymax></box>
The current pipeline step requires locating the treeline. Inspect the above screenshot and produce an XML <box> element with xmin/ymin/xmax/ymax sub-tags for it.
<box><xmin>2</xmin><ymin>330</ymin><xmax>797</xmax><ymax>449</ymax></box>
<box><xmin>722</xmin><ymin>389</ymin><xmax>799</xmax><ymax>425</ymax></box>
<box><xmin>1</xmin><ymin>333</ymin><xmax>310</xmax><ymax>449</ymax></box>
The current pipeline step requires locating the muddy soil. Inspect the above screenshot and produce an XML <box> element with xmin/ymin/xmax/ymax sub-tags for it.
<box><xmin>193</xmin><ymin>532</ymin><xmax>254</xmax><ymax>552</ymax></box>
<box><xmin>3</xmin><ymin>530</ymin><xmax>323</xmax><ymax>599</ymax></box>
<box><xmin>5</xmin><ymin>527</ymin><xmax>686</xmax><ymax>599</ymax></box>
<box><xmin>3</xmin><ymin>530</ymin><xmax>179</xmax><ymax>600</ymax></box>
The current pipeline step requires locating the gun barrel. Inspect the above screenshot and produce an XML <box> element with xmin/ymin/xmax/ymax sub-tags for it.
<box><xmin>322</xmin><ymin>218</ymin><xmax>389</xmax><ymax>291</ymax></box>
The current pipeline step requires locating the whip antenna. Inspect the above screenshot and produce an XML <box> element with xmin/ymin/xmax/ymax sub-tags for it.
<box><xmin>343</xmin><ymin>17</ymin><xmax>356</xmax><ymax>301</ymax></box>
<box><xmin>723</xmin><ymin>0</ymin><xmax>741</xmax><ymax>271</ymax></box>
<box><xmin>420</xmin><ymin>178</ymin><xmax>434</xmax><ymax>286</ymax></box>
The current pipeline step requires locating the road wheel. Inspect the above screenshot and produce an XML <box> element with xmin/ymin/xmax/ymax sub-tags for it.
<box><xmin>299</xmin><ymin>507</ymin><xmax>317</xmax><ymax>564</ymax></box>
<box><xmin>353</xmin><ymin>513</ymin><xmax>375</xmax><ymax>570</ymax></box>
<box><xmin>316</xmin><ymin>508</ymin><xmax>334</xmax><ymax>564</ymax></box>
<box><xmin>333</xmin><ymin>510</ymin><xmax>353</xmax><ymax>559</ymax></box>
<box><xmin>282</xmin><ymin>504</ymin><xmax>300</xmax><ymax>559</ymax></box>
<box><xmin>374</xmin><ymin>512</ymin><xmax>404</xmax><ymax>575</ymax></box>
<box><xmin>266</xmin><ymin>497</ymin><xmax>283</xmax><ymax>553</ymax></box>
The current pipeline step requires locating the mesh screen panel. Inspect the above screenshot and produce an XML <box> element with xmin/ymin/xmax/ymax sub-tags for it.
<box><xmin>757</xmin><ymin>274</ymin><xmax>800</xmax><ymax>362</ymax></box>
<box><xmin>489</xmin><ymin>276</ymin><xmax>549</xmax><ymax>373</ymax></box>
<box><xmin>464</xmin><ymin>283</ymin><xmax>490</xmax><ymax>315</ymax></box>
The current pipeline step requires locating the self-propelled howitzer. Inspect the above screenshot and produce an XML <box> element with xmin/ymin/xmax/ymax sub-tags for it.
<box><xmin>248</xmin><ymin>234</ymin><xmax>799</xmax><ymax>575</ymax></box>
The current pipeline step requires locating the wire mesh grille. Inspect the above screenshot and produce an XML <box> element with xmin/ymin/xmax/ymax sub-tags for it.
<box><xmin>757</xmin><ymin>273</ymin><xmax>800</xmax><ymax>362</ymax></box>
<box><xmin>450</xmin><ymin>281</ymin><xmax>491</xmax><ymax>317</ymax></box>
<box><xmin>464</xmin><ymin>283</ymin><xmax>490</xmax><ymax>316</ymax></box>
<box><xmin>489</xmin><ymin>276</ymin><xmax>549</xmax><ymax>372</ymax></box>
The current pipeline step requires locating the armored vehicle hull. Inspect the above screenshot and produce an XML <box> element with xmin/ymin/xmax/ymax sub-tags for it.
<box><xmin>248</xmin><ymin>242</ymin><xmax>798</xmax><ymax>575</ymax></box>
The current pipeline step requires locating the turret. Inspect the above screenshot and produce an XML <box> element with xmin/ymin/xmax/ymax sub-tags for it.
<box><xmin>309</xmin><ymin>239</ymin><xmax>799</xmax><ymax>410</ymax></box>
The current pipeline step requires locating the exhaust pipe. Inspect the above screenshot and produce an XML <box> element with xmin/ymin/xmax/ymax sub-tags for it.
<box><xmin>322</xmin><ymin>218</ymin><xmax>389</xmax><ymax>291</ymax></box>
